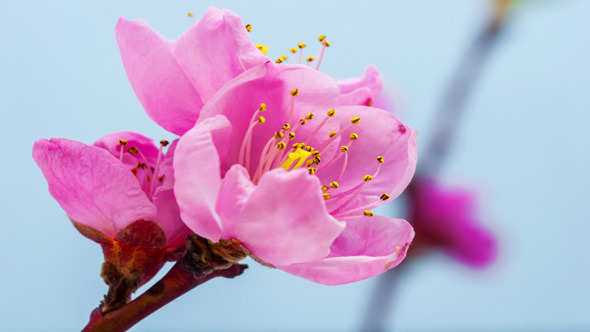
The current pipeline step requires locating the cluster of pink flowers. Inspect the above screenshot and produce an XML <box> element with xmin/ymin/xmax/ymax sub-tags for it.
<box><xmin>33</xmin><ymin>7</ymin><xmax>417</xmax><ymax>287</ymax></box>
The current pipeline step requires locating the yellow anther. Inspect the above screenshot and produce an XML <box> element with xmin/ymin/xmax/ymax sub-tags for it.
<box><xmin>313</xmin><ymin>156</ymin><xmax>321</xmax><ymax>164</ymax></box>
<box><xmin>187</xmin><ymin>13</ymin><xmax>194</xmax><ymax>17</ymax></box>
<box><xmin>327</xmin><ymin>109</ymin><xmax>336</xmax><ymax>117</ymax></box>
<box><xmin>318</xmin><ymin>34</ymin><xmax>326</xmax><ymax>41</ymax></box>
<box><xmin>290</xmin><ymin>47</ymin><xmax>297</xmax><ymax>53</ymax></box>
<box><xmin>306</xmin><ymin>56</ymin><xmax>315</xmax><ymax>62</ymax></box>
<box><xmin>290</xmin><ymin>88</ymin><xmax>299</xmax><ymax>97</ymax></box>
<box><xmin>349</xmin><ymin>133</ymin><xmax>359</xmax><ymax>140</ymax></box>
<box><xmin>298</xmin><ymin>43</ymin><xmax>306</xmax><ymax>49</ymax></box>
<box><xmin>305</xmin><ymin>146</ymin><xmax>313</xmax><ymax>152</ymax></box>
<box><xmin>308</xmin><ymin>167</ymin><xmax>316</xmax><ymax>175</ymax></box>
<box><xmin>377</xmin><ymin>156</ymin><xmax>385</xmax><ymax>163</ymax></box>
<box><xmin>351</xmin><ymin>117</ymin><xmax>361</xmax><ymax>124</ymax></box>
<box><xmin>281</xmin><ymin>147</ymin><xmax>313</xmax><ymax>170</ymax></box>
<box><xmin>255</xmin><ymin>43</ymin><xmax>269</xmax><ymax>55</ymax></box>
<box><xmin>281</xmin><ymin>55</ymin><xmax>288</xmax><ymax>60</ymax></box>
<box><xmin>311</xmin><ymin>150</ymin><xmax>321</xmax><ymax>157</ymax></box>
<box><xmin>323</xmin><ymin>40</ymin><xmax>331</xmax><ymax>47</ymax></box>
<box><xmin>128</xmin><ymin>146</ymin><xmax>139</xmax><ymax>154</ymax></box>
<box><xmin>275</xmin><ymin>58</ymin><xmax>283</xmax><ymax>64</ymax></box>
<box><xmin>160</xmin><ymin>140</ymin><xmax>169</xmax><ymax>147</ymax></box>
<box><xmin>363</xmin><ymin>175</ymin><xmax>373</xmax><ymax>182</ymax></box>
<box><xmin>306</xmin><ymin>159</ymin><xmax>314</xmax><ymax>167</ymax></box>
<box><xmin>118</xmin><ymin>139</ymin><xmax>128</xmax><ymax>146</ymax></box>
<box><xmin>245</xmin><ymin>24</ymin><xmax>252</xmax><ymax>32</ymax></box>
<box><xmin>330</xmin><ymin>181</ymin><xmax>339</xmax><ymax>189</ymax></box>
<box><xmin>340</xmin><ymin>146</ymin><xmax>349</xmax><ymax>152</ymax></box>
<box><xmin>328</xmin><ymin>131</ymin><xmax>337</xmax><ymax>138</ymax></box>
<box><xmin>282</xmin><ymin>123</ymin><xmax>291</xmax><ymax>131</ymax></box>
<box><xmin>288</xmin><ymin>132</ymin><xmax>296</xmax><ymax>140</ymax></box>
<box><xmin>364</xmin><ymin>210</ymin><xmax>374</xmax><ymax>217</ymax></box>
<box><xmin>277</xmin><ymin>142</ymin><xmax>287</xmax><ymax>150</ymax></box>
<box><xmin>257</xmin><ymin>116</ymin><xmax>266</xmax><ymax>124</ymax></box>
<box><xmin>305</xmin><ymin>113</ymin><xmax>314</xmax><ymax>120</ymax></box>
<box><xmin>274</xmin><ymin>131</ymin><xmax>284</xmax><ymax>140</ymax></box>
<box><xmin>323</xmin><ymin>193</ymin><xmax>331</xmax><ymax>200</ymax></box>
<box><xmin>321</xmin><ymin>185</ymin><xmax>328</xmax><ymax>192</ymax></box>
<box><xmin>292</xmin><ymin>143</ymin><xmax>301</xmax><ymax>149</ymax></box>
<box><xmin>299</xmin><ymin>118</ymin><xmax>307</xmax><ymax>125</ymax></box>
<box><xmin>259</xmin><ymin>103</ymin><xmax>267</xmax><ymax>112</ymax></box>
<box><xmin>380</xmin><ymin>193</ymin><xmax>390</xmax><ymax>201</ymax></box>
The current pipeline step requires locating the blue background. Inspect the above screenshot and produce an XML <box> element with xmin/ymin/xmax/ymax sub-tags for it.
<box><xmin>1</xmin><ymin>1</ymin><xmax>589</xmax><ymax>331</ymax></box>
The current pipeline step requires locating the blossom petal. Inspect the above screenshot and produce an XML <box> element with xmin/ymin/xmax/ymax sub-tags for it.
<box><xmin>173</xmin><ymin>116</ymin><xmax>232</xmax><ymax>242</ymax></box>
<box><xmin>152</xmin><ymin>140</ymin><xmax>191</xmax><ymax>250</ymax></box>
<box><xmin>33</xmin><ymin>138</ymin><xmax>156</xmax><ymax>238</ymax></box>
<box><xmin>172</xmin><ymin>7</ymin><xmax>269</xmax><ymax>102</ymax></box>
<box><xmin>318</xmin><ymin>106</ymin><xmax>417</xmax><ymax>215</ymax></box>
<box><xmin>215</xmin><ymin>164</ymin><xmax>256</xmax><ymax>238</ymax></box>
<box><xmin>199</xmin><ymin>62</ymin><xmax>340</xmax><ymax>176</ymax></box>
<box><xmin>234</xmin><ymin>168</ymin><xmax>345</xmax><ymax>266</ymax></box>
<box><xmin>278</xmin><ymin>216</ymin><xmax>414</xmax><ymax>285</ymax></box>
<box><xmin>115</xmin><ymin>17</ymin><xmax>204</xmax><ymax>135</ymax></box>
<box><xmin>337</xmin><ymin>65</ymin><xmax>382</xmax><ymax>106</ymax></box>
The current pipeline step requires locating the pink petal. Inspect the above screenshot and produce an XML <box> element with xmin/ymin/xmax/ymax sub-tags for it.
<box><xmin>233</xmin><ymin>168</ymin><xmax>345</xmax><ymax>266</ymax></box>
<box><xmin>173</xmin><ymin>116</ymin><xmax>233</xmax><ymax>242</ymax></box>
<box><xmin>199</xmin><ymin>62</ymin><xmax>340</xmax><ymax>176</ymax></box>
<box><xmin>172</xmin><ymin>7</ymin><xmax>269</xmax><ymax>102</ymax></box>
<box><xmin>93</xmin><ymin>131</ymin><xmax>159</xmax><ymax>169</ymax></box>
<box><xmin>337</xmin><ymin>65</ymin><xmax>382</xmax><ymax>106</ymax></box>
<box><xmin>115</xmin><ymin>17</ymin><xmax>204</xmax><ymax>135</ymax></box>
<box><xmin>151</xmin><ymin>140</ymin><xmax>191</xmax><ymax>250</ymax></box>
<box><xmin>215</xmin><ymin>164</ymin><xmax>256</xmax><ymax>238</ymax></box>
<box><xmin>318</xmin><ymin>106</ymin><xmax>417</xmax><ymax>214</ymax></box>
<box><xmin>279</xmin><ymin>216</ymin><xmax>414</xmax><ymax>285</ymax></box>
<box><xmin>32</xmin><ymin>138</ymin><xmax>156</xmax><ymax>238</ymax></box>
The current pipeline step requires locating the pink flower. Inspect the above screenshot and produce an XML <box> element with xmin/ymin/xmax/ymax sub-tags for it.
<box><xmin>33</xmin><ymin>132</ymin><xmax>191</xmax><ymax>286</ymax></box>
<box><xmin>337</xmin><ymin>65</ymin><xmax>383</xmax><ymax>107</ymax></box>
<box><xmin>409</xmin><ymin>178</ymin><xmax>497</xmax><ymax>268</ymax></box>
<box><xmin>115</xmin><ymin>7</ymin><xmax>269</xmax><ymax>136</ymax></box>
<box><xmin>173</xmin><ymin>62</ymin><xmax>417</xmax><ymax>285</ymax></box>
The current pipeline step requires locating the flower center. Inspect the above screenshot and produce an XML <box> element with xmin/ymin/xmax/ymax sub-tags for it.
<box><xmin>117</xmin><ymin>139</ymin><xmax>169</xmax><ymax>201</ymax></box>
<box><xmin>237</xmin><ymin>89</ymin><xmax>392</xmax><ymax>218</ymax></box>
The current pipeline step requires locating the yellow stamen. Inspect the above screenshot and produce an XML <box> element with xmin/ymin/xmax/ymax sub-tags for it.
<box><xmin>377</xmin><ymin>156</ymin><xmax>384</xmax><ymax>163</ymax></box>
<box><xmin>275</xmin><ymin>58</ymin><xmax>283</xmax><ymax>64</ymax></box>
<box><xmin>305</xmin><ymin>113</ymin><xmax>314</xmax><ymax>120</ymax></box>
<box><xmin>298</xmin><ymin>43</ymin><xmax>306</xmax><ymax>49</ymax></box>
<box><xmin>327</xmin><ymin>109</ymin><xmax>336</xmax><ymax>117</ymax></box>
<box><xmin>321</xmin><ymin>185</ymin><xmax>328</xmax><ymax>191</ymax></box>
<box><xmin>274</xmin><ymin>131</ymin><xmax>284</xmax><ymax>140</ymax></box>
<box><xmin>259</xmin><ymin>103</ymin><xmax>267</xmax><ymax>112</ymax></box>
<box><xmin>282</xmin><ymin>124</ymin><xmax>291</xmax><ymax>131</ymax></box>
<box><xmin>323</xmin><ymin>40</ymin><xmax>331</xmax><ymax>47</ymax></box>
<box><xmin>281</xmin><ymin>55</ymin><xmax>288</xmax><ymax>60</ymax></box>
<box><xmin>290</xmin><ymin>88</ymin><xmax>299</xmax><ymax>97</ymax></box>
<box><xmin>160</xmin><ymin>140</ymin><xmax>169</xmax><ymax>147</ymax></box>
<box><xmin>257</xmin><ymin>116</ymin><xmax>266</xmax><ymax>124</ymax></box>
<box><xmin>351</xmin><ymin>117</ymin><xmax>361</xmax><ymax>125</ymax></box>
<box><xmin>277</xmin><ymin>142</ymin><xmax>287</xmax><ymax>150</ymax></box>
<box><xmin>245</xmin><ymin>24</ymin><xmax>252</xmax><ymax>32</ymax></box>
<box><xmin>340</xmin><ymin>146</ymin><xmax>349</xmax><ymax>152</ymax></box>
<box><xmin>323</xmin><ymin>193</ymin><xmax>331</xmax><ymax>200</ymax></box>
<box><xmin>306</xmin><ymin>56</ymin><xmax>315</xmax><ymax>62</ymax></box>
<box><xmin>255</xmin><ymin>43</ymin><xmax>269</xmax><ymax>55</ymax></box>
<box><xmin>308</xmin><ymin>167</ymin><xmax>316</xmax><ymax>175</ymax></box>
<box><xmin>188</xmin><ymin>13</ymin><xmax>194</xmax><ymax>17</ymax></box>
<box><xmin>364</xmin><ymin>210</ymin><xmax>374</xmax><ymax>217</ymax></box>
<box><xmin>118</xmin><ymin>139</ymin><xmax>127</xmax><ymax>146</ymax></box>
<box><xmin>290</xmin><ymin>47</ymin><xmax>297</xmax><ymax>53</ymax></box>
<box><xmin>328</xmin><ymin>131</ymin><xmax>337</xmax><ymax>138</ymax></box>
<box><xmin>281</xmin><ymin>148</ymin><xmax>313</xmax><ymax>170</ymax></box>
<box><xmin>128</xmin><ymin>147</ymin><xmax>139</xmax><ymax>154</ymax></box>
<box><xmin>318</xmin><ymin>34</ymin><xmax>326</xmax><ymax>41</ymax></box>
<box><xmin>330</xmin><ymin>181</ymin><xmax>339</xmax><ymax>189</ymax></box>
<box><xmin>380</xmin><ymin>193</ymin><xmax>390</xmax><ymax>201</ymax></box>
<box><xmin>363</xmin><ymin>175</ymin><xmax>373</xmax><ymax>182</ymax></box>
<box><xmin>349</xmin><ymin>133</ymin><xmax>359</xmax><ymax>140</ymax></box>
<box><xmin>288</xmin><ymin>132</ymin><xmax>296</xmax><ymax>140</ymax></box>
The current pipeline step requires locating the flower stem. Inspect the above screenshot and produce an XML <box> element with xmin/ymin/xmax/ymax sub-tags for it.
<box><xmin>82</xmin><ymin>262</ymin><xmax>247</xmax><ymax>332</ymax></box>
